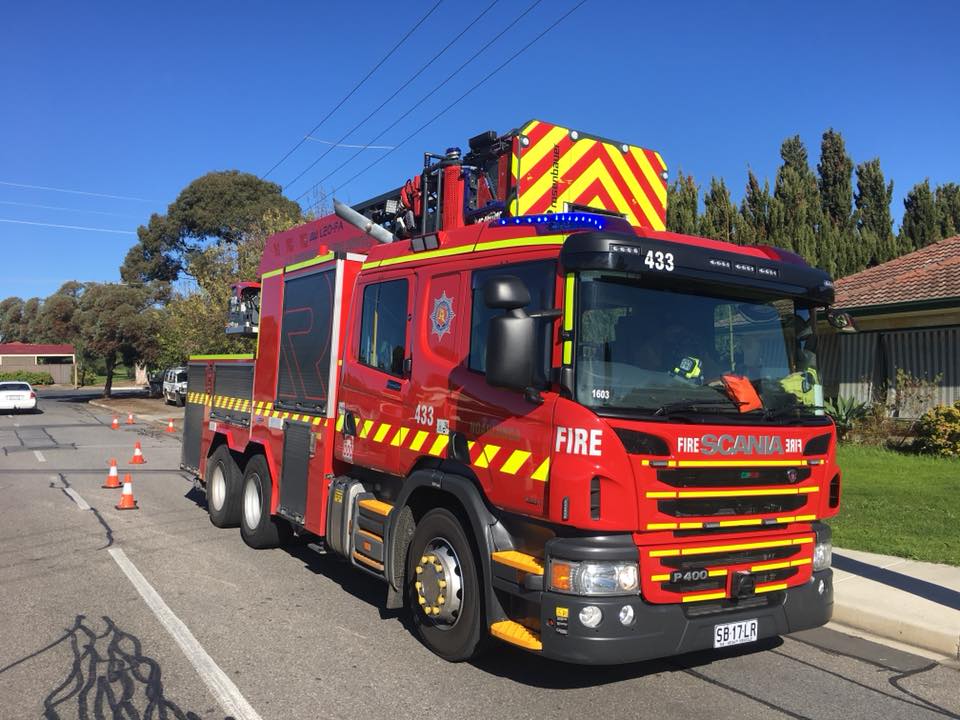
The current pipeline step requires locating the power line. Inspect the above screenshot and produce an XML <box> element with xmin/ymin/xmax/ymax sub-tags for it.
<box><xmin>305</xmin><ymin>138</ymin><xmax>396</xmax><ymax>150</ymax></box>
<box><xmin>282</xmin><ymin>0</ymin><xmax>500</xmax><ymax>192</ymax></box>
<box><xmin>260</xmin><ymin>0</ymin><xmax>443</xmax><ymax>180</ymax></box>
<box><xmin>0</xmin><ymin>180</ymin><xmax>152</xmax><ymax>202</ymax></box>
<box><xmin>0</xmin><ymin>218</ymin><xmax>136</xmax><ymax>235</ymax></box>
<box><xmin>0</xmin><ymin>200</ymin><xmax>139</xmax><ymax>218</ymax></box>
<box><xmin>295</xmin><ymin>0</ymin><xmax>543</xmax><ymax>202</ymax></box>
<box><xmin>331</xmin><ymin>0</ymin><xmax>587</xmax><ymax>196</ymax></box>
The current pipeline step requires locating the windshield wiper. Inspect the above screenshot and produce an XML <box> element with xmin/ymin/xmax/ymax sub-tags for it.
<box><xmin>653</xmin><ymin>399</ymin><xmax>741</xmax><ymax>416</ymax></box>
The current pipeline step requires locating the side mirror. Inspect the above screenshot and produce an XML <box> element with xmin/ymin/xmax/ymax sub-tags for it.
<box><xmin>826</xmin><ymin>310</ymin><xmax>857</xmax><ymax>333</ymax></box>
<box><xmin>484</xmin><ymin>276</ymin><xmax>536</xmax><ymax>391</ymax></box>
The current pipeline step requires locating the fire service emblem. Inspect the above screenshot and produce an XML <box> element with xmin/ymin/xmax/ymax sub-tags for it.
<box><xmin>430</xmin><ymin>291</ymin><xmax>456</xmax><ymax>340</ymax></box>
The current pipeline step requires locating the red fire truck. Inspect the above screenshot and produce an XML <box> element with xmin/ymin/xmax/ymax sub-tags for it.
<box><xmin>181</xmin><ymin>120</ymin><xmax>844</xmax><ymax>664</ymax></box>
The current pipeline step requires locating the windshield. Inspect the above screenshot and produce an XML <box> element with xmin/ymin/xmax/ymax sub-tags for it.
<box><xmin>574</xmin><ymin>272</ymin><xmax>822</xmax><ymax>418</ymax></box>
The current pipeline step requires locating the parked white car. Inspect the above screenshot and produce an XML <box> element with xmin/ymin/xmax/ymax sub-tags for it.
<box><xmin>163</xmin><ymin>367</ymin><xmax>188</xmax><ymax>406</ymax></box>
<box><xmin>0</xmin><ymin>381</ymin><xmax>37</xmax><ymax>412</ymax></box>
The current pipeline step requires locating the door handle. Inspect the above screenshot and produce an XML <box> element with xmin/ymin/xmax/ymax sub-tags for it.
<box><xmin>386</xmin><ymin>379</ymin><xmax>402</xmax><ymax>391</ymax></box>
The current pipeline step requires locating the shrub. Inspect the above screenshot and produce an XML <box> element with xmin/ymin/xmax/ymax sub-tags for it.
<box><xmin>824</xmin><ymin>396</ymin><xmax>868</xmax><ymax>441</ymax></box>
<box><xmin>0</xmin><ymin>370</ymin><xmax>55</xmax><ymax>385</ymax></box>
<box><xmin>914</xmin><ymin>402</ymin><xmax>960</xmax><ymax>457</ymax></box>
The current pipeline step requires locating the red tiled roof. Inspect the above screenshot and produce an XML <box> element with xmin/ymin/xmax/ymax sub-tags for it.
<box><xmin>0</xmin><ymin>342</ymin><xmax>75</xmax><ymax>355</ymax></box>
<box><xmin>834</xmin><ymin>235</ymin><xmax>960</xmax><ymax>310</ymax></box>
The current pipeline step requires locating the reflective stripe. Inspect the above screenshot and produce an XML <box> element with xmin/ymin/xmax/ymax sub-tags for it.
<box><xmin>409</xmin><ymin>430</ymin><xmax>430</xmax><ymax>452</ymax></box>
<box><xmin>531</xmin><ymin>457</ymin><xmax>550</xmax><ymax>482</ymax></box>
<box><xmin>359</xmin><ymin>420</ymin><xmax>374</xmax><ymax>439</ymax></box>
<box><xmin>390</xmin><ymin>427</ymin><xmax>409</xmax><ymax>447</ymax></box>
<box><xmin>499</xmin><ymin>449</ymin><xmax>531</xmax><ymax>475</ymax></box>
<box><xmin>373</xmin><ymin>423</ymin><xmax>392</xmax><ymax>443</ymax></box>
<box><xmin>427</xmin><ymin>435</ymin><xmax>449</xmax><ymax>456</ymax></box>
<box><xmin>474</xmin><ymin>444</ymin><xmax>501</xmax><ymax>469</ymax></box>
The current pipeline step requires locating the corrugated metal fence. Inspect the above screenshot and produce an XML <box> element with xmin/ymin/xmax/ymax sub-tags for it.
<box><xmin>820</xmin><ymin>325</ymin><xmax>960</xmax><ymax>415</ymax></box>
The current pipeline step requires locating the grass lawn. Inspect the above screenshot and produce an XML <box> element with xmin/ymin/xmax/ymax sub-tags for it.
<box><xmin>832</xmin><ymin>444</ymin><xmax>960</xmax><ymax>566</ymax></box>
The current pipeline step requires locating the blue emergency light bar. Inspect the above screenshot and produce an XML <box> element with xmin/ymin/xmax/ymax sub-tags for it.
<box><xmin>494</xmin><ymin>212</ymin><xmax>620</xmax><ymax>232</ymax></box>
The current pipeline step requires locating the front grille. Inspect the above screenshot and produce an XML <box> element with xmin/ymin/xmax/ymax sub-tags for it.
<box><xmin>684</xmin><ymin>591</ymin><xmax>783</xmax><ymax>618</ymax></box>
<box><xmin>659</xmin><ymin>495</ymin><xmax>807</xmax><ymax>518</ymax></box>
<box><xmin>657</xmin><ymin>467</ymin><xmax>810</xmax><ymax>488</ymax></box>
<box><xmin>658</xmin><ymin>544</ymin><xmax>798</xmax><ymax>570</ymax></box>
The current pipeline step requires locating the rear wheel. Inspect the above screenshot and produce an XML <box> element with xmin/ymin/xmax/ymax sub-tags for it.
<box><xmin>206</xmin><ymin>445</ymin><xmax>241</xmax><ymax>528</ymax></box>
<box><xmin>239</xmin><ymin>455</ymin><xmax>290</xmax><ymax>548</ymax></box>
<box><xmin>406</xmin><ymin>508</ymin><xmax>487</xmax><ymax>662</ymax></box>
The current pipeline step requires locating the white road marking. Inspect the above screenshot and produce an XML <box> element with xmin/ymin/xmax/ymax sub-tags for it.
<box><xmin>107</xmin><ymin>548</ymin><xmax>263</xmax><ymax>720</ymax></box>
<box><xmin>33</xmin><ymin>450</ymin><xmax>46</xmax><ymax>462</ymax></box>
<box><xmin>63</xmin><ymin>487</ymin><xmax>91</xmax><ymax>510</ymax></box>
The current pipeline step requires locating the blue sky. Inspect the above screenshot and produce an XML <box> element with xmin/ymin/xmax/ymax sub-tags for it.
<box><xmin>1</xmin><ymin>0</ymin><xmax>957</xmax><ymax>299</ymax></box>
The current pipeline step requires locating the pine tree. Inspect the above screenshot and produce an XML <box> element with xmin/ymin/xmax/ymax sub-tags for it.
<box><xmin>900</xmin><ymin>180</ymin><xmax>941</xmax><ymax>251</ymax></box>
<box><xmin>772</xmin><ymin>136</ymin><xmax>823</xmax><ymax>268</ymax></box>
<box><xmin>817</xmin><ymin>129</ymin><xmax>856</xmax><ymax>276</ymax></box>
<box><xmin>854</xmin><ymin>158</ymin><xmax>895</xmax><ymax>264</ymax></box>
<box><xmin>738</xmin><ymin>170</ymin><xmax>771</xmax><ymax>246</ymax></box>
<box><xmin>698</xmin><ymin>177</ymin><xmax>738</xmax><ymax>243</ymax></box>
<box><xmin>666</xmin><ymin>170</ymin><xmax>699</xmax><ymax>235</ymax></box>
<box><xmin>934</xmin><ymin>182</ymin><xmax>960</xmax><ymax>238</ymax></box>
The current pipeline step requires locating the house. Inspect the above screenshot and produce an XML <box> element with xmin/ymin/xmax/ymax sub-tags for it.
<box><xmin>819</xmin><ymin>235</ymin><xmax>960</xmax><ymax>415</ymax></box>
<box><xmin>0</xmin><ymin>342</ymin><xmax>76</xmax><ymax>385</ymax></box>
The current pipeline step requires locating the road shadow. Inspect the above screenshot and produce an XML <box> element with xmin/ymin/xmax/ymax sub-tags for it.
<box><xmin>468</xmin><ymin>635</ymin><xmax>783</xmax><ymax>688</ymax></box>
<box><xmin>0</xmin><ymin>614</ymin><xmax>228</xmax><ymax>719</ymax></box>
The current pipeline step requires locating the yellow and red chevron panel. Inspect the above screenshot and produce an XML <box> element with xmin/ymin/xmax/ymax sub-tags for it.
<box><xmin>510</xmin><ymin>120</ymin><xmax>667</xmax><ymax>230</ymax></box>
<box><xmin>337</xmin><ymin>413</ymin><xmax>551</xmax><ymax>484</ymax></box>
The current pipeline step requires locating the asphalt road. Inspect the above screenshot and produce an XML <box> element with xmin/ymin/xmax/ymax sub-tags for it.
<box><xmin>1</xmin><ymin>393</ymin><xmax>958</xmax><ymax>720</ymax></box>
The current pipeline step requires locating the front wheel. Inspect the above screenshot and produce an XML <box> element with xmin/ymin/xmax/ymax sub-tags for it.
<box><xmin>239</xmin><ymin>455</ymin><xmax>290</xmax><ymax>549</ymax></box>
<box><xmin>406</xmin><ymin>508</ymin><xmax>487</xmax><ymax>662</ymax></box>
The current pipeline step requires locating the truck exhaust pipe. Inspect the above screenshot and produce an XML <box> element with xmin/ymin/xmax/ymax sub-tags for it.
<box><xmin>334</xmin><ymin>199</ymin><xmax>394</xmax><ymax>244</ymax></box>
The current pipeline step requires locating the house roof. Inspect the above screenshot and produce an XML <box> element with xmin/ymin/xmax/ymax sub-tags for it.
<box><xmin>834</xmin><ymin>235</ymin><xmax>960</xmax><ymax>310</ymax></box>
<box><xmin>0</xmin><ymin>342</ymin><xmax>75</xmax><ymax>355</ymax></box>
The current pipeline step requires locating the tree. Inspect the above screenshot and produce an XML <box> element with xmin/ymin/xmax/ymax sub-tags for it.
<box><xmin>699</xmin><ymin>177</ymin><xmax>737</xmax><ymax>243</ymax></box>
<box><xmin>935</xmin><ymin>182</ymin><xmax>960</xmax><ymax>238</ymax></box>
<box><xmin>19</xmin><ymin>298</ymin><xmax>42</xmax><ymax>342</ymax></box>
<box><xmin>155</xmin><ymin>209</ymin><xmax>299</xmax><ymax>368</ymax></box>
<box><xmin>666</xmin><ymin>171</ymin><xmax>699</xmax><ymax>235</ymax></box>
<box><xmin>900</xmin><ymin>180</ymin><xmax>940</xmax><ymax>252</ymax></box>
<box><xmin>817</xmin><ymin>129</ymin><xmax>856</xmax><ymax>276</ymax></box>
<box><xmin>77</xmin><ymin>284</ymin><xmax>162</xmax><ymax>397</ymax></box>
<box><xmin>854</xmin><ymin>158</ymin><xmax>895</xmax><ymax>264</ymax></box>
<box><xmin>771</xmin><ymin>136</ymin><xmax>823</xmax><ymax>268</ymax></box>
<box><xmin>37</xmin><ymin>292</ymin><xmax>80</xmax><ymax>345</ymax></box>
<box><xmin>0</xmin><ymin>297</ymin><xmax>24</xmax><ymax>342</ymax></box>
<box><xmin>738</xmin><ymin>170</ymin><xmax>772</xmax><ymax>246</ymax></box>
<box><xmin>121</xmin><ymin>171</ymin><xmax>302</xmax><ymax>284</ymax></box>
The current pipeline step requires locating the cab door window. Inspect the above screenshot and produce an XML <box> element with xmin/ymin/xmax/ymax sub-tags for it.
<box><xmin>358</xmin><ymin>279</ymin><xmax>408</xmax><ymax>376</ymax></box>
<box><xmin>469</xmin><ymin>261</ymin><xmax>555</xmax><ymax>376</ymax></box>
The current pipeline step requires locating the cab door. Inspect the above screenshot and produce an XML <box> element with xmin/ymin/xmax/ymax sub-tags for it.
<box><xmin>338</xmin><ymin>272</ymin><xmax>415</xmax><ymax>475</ymax></box>
<box><xmin>451</xmin><ymin>259</ymin><xmax>559</xmax><ymax>516</ymax></box>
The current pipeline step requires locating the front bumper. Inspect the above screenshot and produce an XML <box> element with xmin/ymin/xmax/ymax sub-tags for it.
<box><xmin>537</xmin><ymin>569</ymin><xmax>832</xmax><ymax>664</ymax></box>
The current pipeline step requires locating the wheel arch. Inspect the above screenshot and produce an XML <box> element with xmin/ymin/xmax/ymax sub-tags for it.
<box><xmin>387</xmin><ymin>468</ymin><xmax>511</xmax><ymax>623</ymax></box>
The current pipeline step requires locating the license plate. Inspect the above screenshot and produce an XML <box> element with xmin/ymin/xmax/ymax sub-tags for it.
<box><xmin>713</xmin><ymin>618</ymin><xmax>758</xmax><ymax>648</ymax></box>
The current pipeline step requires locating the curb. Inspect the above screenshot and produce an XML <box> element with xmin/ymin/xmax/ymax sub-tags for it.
<box><xmin>833</xmin><ymin>578</ymin><xmax>960</xmax><ymax>661</ymax></box>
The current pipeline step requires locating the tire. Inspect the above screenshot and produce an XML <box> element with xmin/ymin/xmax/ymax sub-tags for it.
<box><xmin>406</xmin><ymin>508</ymin><xmax>487</xmax><ymax>662</ymax></box>
<box><xmin>239</xmin><ymin>455</ymin><xmax>290</xmax><ymax>549</ymax></box>
<box><xmin>206</xmin><ymin>445</ymin><xmax>242</xmax><ymax>528</ymax></box>
<box><xmin>176</xmin><ymin>393</ymin><xmax>185</xmax><ymax>407</ymax></box>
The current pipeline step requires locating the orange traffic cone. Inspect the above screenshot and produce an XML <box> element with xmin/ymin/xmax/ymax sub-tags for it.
<box><xmin>126</xmin><ymin>412</ymin><xmax>135</xmax><ymax>425</ymax></box>
<box><xmin>102</xmin><ymin>458</ymin><xmax>121</xmax><ymax>488</ymax></box>
<box><xmin>129</xmin><ymin>441</ymin><xmax>146</xmax><ymax>464</ymax></box>
<box><xmin>111</xmin><ymin>416</ymin><xmax>120</xmax><ymax>430</ymax></box>
<box><xmin>115</xmin><ymin>474</ymin><xmax>139</xmax><ymax>510</ymax></box>
<box><xmin>165</xmin><ymin>418</ymin><xmax>175</xmax><ymax>433</ymax></box>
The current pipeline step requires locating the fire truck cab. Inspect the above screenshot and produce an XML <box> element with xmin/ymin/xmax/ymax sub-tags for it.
<box><xmin>182</xmin><ymin>120</ymin><xmax>841</xmax><ymax>664</ymax></box>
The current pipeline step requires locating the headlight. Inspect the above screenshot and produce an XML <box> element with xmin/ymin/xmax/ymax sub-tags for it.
<box><xmin>549</xmin><ymin>559</ymin><xmax>640</xmax><ymax>596</ymax></box>
<box><xmin>813</xmin><ymin>541</ymin><xmax>832</xmax><ymax>571</ymax></box>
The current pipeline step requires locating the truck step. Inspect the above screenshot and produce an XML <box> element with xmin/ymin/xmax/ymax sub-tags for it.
<box><xmin>491</xmin><ymin>550</ymin><xmax>544</xmax><ymax>575</ymax></box>
<box><xmin>357</xmin><ymin>497</ymin><xmax>393</xmax><ymax>516</ymax></box>
<box><xmin>490</xmin><ymin>620</ymin><xmax>542</xmax><ymax>651</ymax></box>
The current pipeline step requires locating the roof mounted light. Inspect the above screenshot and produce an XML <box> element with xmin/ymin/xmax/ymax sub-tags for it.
<box><xmin>494</xmin><ymin>212</ymin><xmax>611</xmax><ymax>232</ymax></box>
